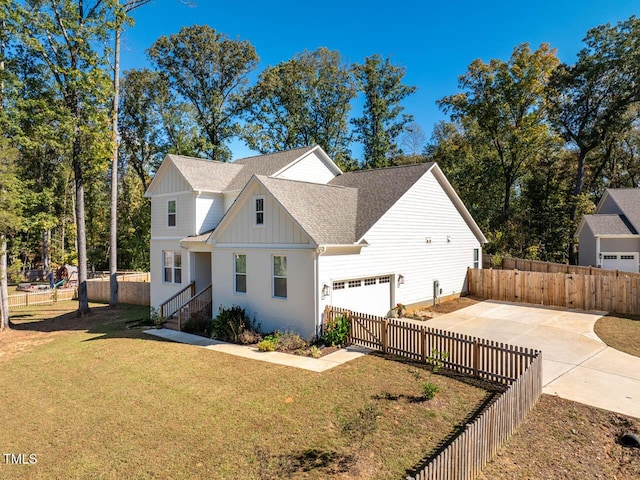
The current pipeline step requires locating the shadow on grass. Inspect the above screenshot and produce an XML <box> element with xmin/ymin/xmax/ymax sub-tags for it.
<box><xmin>255</xmin><ymin>447</ymin><xmax>355</xmax><ymax>479</ymax></box>
<box><xmin>365</xmin><ymin>354</ymin><xmax>506</xmax><ymax>479</ymax></box>
<box><xmin>8</xmin><ymin>304</ymin><xmax>173</xmax><ymax>343</ymax></box>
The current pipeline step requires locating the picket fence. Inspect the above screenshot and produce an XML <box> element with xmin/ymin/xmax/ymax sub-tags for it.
<box><xmin>324</xmin><ymin>306</ymin><xmax>543</xmax><ymax>480</ymax></box>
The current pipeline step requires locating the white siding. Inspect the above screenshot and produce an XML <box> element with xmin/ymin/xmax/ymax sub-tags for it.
<box><xmin>150</xmin><ymin>193</ymin><xmax>196</xmax><ymax>239</ymax></box>
<box><xmin>211</xmin><ymin>248</ymin><xmax>316</xmax><ymax>338</ymax></box>
<box><xmin>276</xmin><ymin>151</ymin><xmax>338</xmax><ymax>184</ymax></box>
<box><xmin>223</xmin><ymin>191</ymin><xmax>240</xmax><ymax>212</ymax></box>
<box><xmin>152</xmin><ymin>163</ymin><xmax>191</xmax><ymax>194</ymax></box>
<box><xmin>150</xmin><ymin>240</ymin><xmax>190</xmax><ymax>311</ymax></box>
<box><xmin>196</xmin><ymin>193</ymin><xmax>225</xmax><ymax>234</ymax></box>
<box><xmin>318</xmin><ymin>170</ymin><xmax>481</xmax><ymax>318</ymax></box>
<box><xmin>215</xmin><ymin>184</ymin><xmax>311</xmax><ymax>245</ymax></box>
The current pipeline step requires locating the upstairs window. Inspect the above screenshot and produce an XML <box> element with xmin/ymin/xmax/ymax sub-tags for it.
<box><xmin>234</xmin><ymin>254</ymin><xmax>247</xmax><ymax>294</ymax></box>
<box><xmin>167</xmin><ymin>200</ymin><xmax>176</xmax><ymax>227</ymax></box>
<box><xmin>273</xmin><ymin>255</ymin><xmax>287</xmax><ymax>298</ymax></box>
<box><xmin>254</xmin><ymin>196</ymin><xmax>265</xmax><ymax>226</ymax></box>
<box><xmin>163</xmin><ymin>251</ymin><xmax>182</xmax><ymax>284</ymax></box>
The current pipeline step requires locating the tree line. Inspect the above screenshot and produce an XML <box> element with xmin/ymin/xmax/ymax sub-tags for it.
<box><xmin>0</xmin><ymin>1</ymin><xmax>639</xmax><ymax>324</ymax></box>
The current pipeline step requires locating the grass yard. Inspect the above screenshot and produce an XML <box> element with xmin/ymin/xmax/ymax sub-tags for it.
<box><xmin>0</xmin><ymin>303</ymin><xmax>489</xmax><ymax>479</ymax></box>
<box><xmin>594</xmin><ymin>313</ymin><xmax>640</xmax><ymax>358</ymax></box>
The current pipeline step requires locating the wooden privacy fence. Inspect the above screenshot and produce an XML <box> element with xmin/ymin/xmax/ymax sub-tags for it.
<box><xmin>8</xmin><ymin>288</ymin><xmax>77</xmax><ymax>310</ymax></box>
<box><xmin>469</xmin><ymin>267</ymin><xmax>640</xmax><ymax>315</ymax></box>
<box><xmin>483</xmin><ymin>254</ymin><xmax>640</xmax><ymax>279</ymax></box>
<box><xmin>86</xmin><ymin>278</ymin><xmax>150</xmax><ymax>306</ymax></box>
<box><xmin>324</xmin><ymin>306</ymin><xmax>543</xmax><ymax>480</ymax></box>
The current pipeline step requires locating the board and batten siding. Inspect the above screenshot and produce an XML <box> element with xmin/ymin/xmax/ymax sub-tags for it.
<box><xmin>215</xmin><ymin>184</ymin><xmax>312</xmax><ymax>245</ymax></box>
<box><xmin>150</xmin><ymin>240</ymin><xmax>190</xmax><ymax>310</ymax></box>
<box><xmin>211</xmin><ymin>248</ymin><xmax>316</xmax><ymax>338</ymax></box>
<box><xmin>151</xmin><ymin>162</ymin><xmax>191</xmax><ymax>194</ymax></box>
<box><xmin>195</xmin><ymin>193</ymin><xmax>225</xmax><ymax>234</ymax></box>
<box><xmin>276</xmin><ymin>151</ymin><xmax>338</xmax><ymax>184</ymax></box>
<box><xmin>319</xmin><ymin>169</ymin><xmax>481</xmax><ymax>317</ymax></box>
<box><xmin>151</xmin><ymin>192</ymin><xmax>196</xmax><ymax>239</ymax></box>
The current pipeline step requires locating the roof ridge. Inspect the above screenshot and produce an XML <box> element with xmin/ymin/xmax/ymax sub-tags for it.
<box><xmin>257</xmin><ymin>174</ymin><xmax>354</xmax><ymax>190</ymax></box>
<box><xmin>340</xmin><ymin>162</ymin><xmax>433</xmax><ymax>175</ymax></box>
<box><xmin>168</xmin><ymin>153</ymin><xmax>229</xmax><ymax>166</ymax></box>
<box><xmin>233</xmin><ymin>145</ymin><xmax>314</xmax><ymax>163</ymax></box>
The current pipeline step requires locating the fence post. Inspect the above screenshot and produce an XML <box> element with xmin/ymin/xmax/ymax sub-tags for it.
<box><xmin>473</xmin><ymin>340</ymin><xmax>480</xmax><ymax>378</ymax></box>
<box><xmin>381</xmin><ymin>319</ymin><xmax>388</xmax><ymax>353</ymax></box>
<box><xmin>421</xmin><ymin>327</ymin><xmax>427</xmax><ymax>362</ymax></box>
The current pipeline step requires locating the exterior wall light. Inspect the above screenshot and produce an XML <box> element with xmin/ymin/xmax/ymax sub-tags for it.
<box><xmin>322</xmin><ymin>284</ymin><xmax>330</xmax><ymax>299</ymax></box>
<box><xmin>397</xmin><ymin>274</ymin><xmax>405</xmax><ymax>287</ymax></box>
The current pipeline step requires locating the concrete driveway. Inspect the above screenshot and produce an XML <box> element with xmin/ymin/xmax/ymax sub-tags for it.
<box><xmin>422</xmin><ymin>300</ymin><xmax>640</xmax><ymax>419</ymax></box>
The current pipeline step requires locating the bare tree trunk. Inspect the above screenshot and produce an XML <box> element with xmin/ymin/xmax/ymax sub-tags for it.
<box><xmin>0</xmin><ymin>234</ymin><xmax>10</xmax><ymax>331</ymax></box>
<box><xmin>109</xmin><ymin>20</ymin><xmax>121</xmax><ymax>307</ymax></box>
<box><xmin>74</xmin><ymin>133</ymin><xmax>90</xmax><ymax>315</ymax></box>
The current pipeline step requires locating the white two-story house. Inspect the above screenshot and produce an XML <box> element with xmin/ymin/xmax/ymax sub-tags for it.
<box><xmin>145</xmin><ymin>145</ymin><xmax>486</xmax><ymax>338</ymax></box>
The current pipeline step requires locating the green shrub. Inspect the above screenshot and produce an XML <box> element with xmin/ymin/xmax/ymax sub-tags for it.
<box><xmin>321</xmin><ymin>314</ymin><xmax>350</xmax><ymax>347</ymax></box>
<box><xmin>211</xmin><ymin>305</ymin><xmax>259</xmax><ymax>343</ymax></box>
<box><xmin>309</xmin><ymin>345</ymin><xmax>321</xmax><ymax>359</ymax></box>
<box><xmin>427</xmin><ymin>348</ymin><xmax>449</xmax><ymax>373</ymax></box>
<box><xmin>422</xmin><ymin>382</ymin><xmax>439</xmax><ymax>401</ymax></box>
<box><xmin>257</xmin><ymin>335</ymin><xmax>278</xmax><ymax>352</ymax></box>
<box><xmin>182</xmin><ymin>311</ymin><xmax>213</xmax><ymax>337</ymax></box>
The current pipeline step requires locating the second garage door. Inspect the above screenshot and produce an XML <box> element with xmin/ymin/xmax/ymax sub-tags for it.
<box><xmin>601</xmin><ymin>253</ymin><xmax>639</xmax><ymax>273</ymax></box>
<box><xmin>330</xmin><ymin>275</ymin><xmax>392</xmax><ymax>317</ymax></box>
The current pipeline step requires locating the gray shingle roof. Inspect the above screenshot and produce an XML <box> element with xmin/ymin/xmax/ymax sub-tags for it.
<box><xmin>167</xmin><ymin>154</ymin><xmax>243</xmax><ymax>192</ymax></box>
<box><xmin>329</xmin><ymin>163</ymin><xmax>434</xmax><ymax>239</ymax></box>
<box><xmin>583</xmin><ymin>214</ymin><xmax>637</xmax><ymax>235</ymax></box>
<box><xmin>257</xmin><ymin>176</ymin><xmax>358</xmax><ymax>245</ymax></box>
<box><xmin>227</xmin><ymin>146</ymin><xmax>316</xmax><ymax>190</ymax></box>
<box><xmin>605</xmin><ymin>189</ymin><xmax>640</xmax><ymax>233</ymax></box>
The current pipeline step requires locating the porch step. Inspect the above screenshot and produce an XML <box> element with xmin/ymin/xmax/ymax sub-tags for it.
<box><xmin>164</xmin><ymin>317</ymin><xmax>180</xmax><ymax>331</ymax></box>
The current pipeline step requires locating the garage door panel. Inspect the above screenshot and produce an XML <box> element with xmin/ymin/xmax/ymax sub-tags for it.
<box><xmin>602</xmin><ymin>252</ymin><xmax>639</xmax><ymax>273</ymax></box>
<box><xmin>331</xmin><ymin>276</ymin><xmax>391</xmax><ymax>316</ymax></box>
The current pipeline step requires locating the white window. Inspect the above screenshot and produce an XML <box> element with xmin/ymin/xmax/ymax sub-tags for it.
<box><xmin>474</xmin><ymin>248</ymin><xmax>480</xmax><ymax>269</ymax></box>
<box><xmin>167</xmin><ymin>200</ymin><xmax>176</xmax><ymax>227</ymax></box>
<box><xmin>254</xmin><ymin>196</ymin><xmax>265</xmax><ymax>226</ymax></box>
<box><xmin>332</xmin><ymin>281</ymin><xmax>345</xmax><ymax>290</ymax></box>
<box><xmin>348</xmin><ymin>280</ymin><xmax>362</xmax><ymax>288</ymax></box>
<box><xmin>379</xmin><ymin>276</ymin><xmax>391</xmax><ymax>284</ymax></box>
<box><xmin>364</xmin><ymin>278</ymin><xmax>377</xmax><ymax>286</ymax></box>
<box><xmin>234</xmin><ymin>254</ymin><xmax>246</xmax><ymax>294</ymax></box>
<box><xmin>163</xmin><ymin>251</ymin><xmax>182</xmax><ymax>284</ymax></box>
<box><xmin>273</xmin><ymin>255</ymin><xmax>287</xmax><ymax>298</ymax></box>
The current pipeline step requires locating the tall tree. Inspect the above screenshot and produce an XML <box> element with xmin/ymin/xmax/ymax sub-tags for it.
<box><xmin>439</xmin><ymin>43</ymin><xmax>559</xmax><ymax>223</ymax></box>
<box><xmin>109</xmin><ymin>0</ymin><xmax>151</xmax><ymax>307</ymax></box>
<box><xmin>243</xmin><ymin>48</ymin><xmax>357</xmax><ymax>168</ymax></box>
<box><xmin>351</xmin><ymin>54</ymin><xmax>416</xmax><ymax>168</ymax></box>
<box><xmin>547</xmin><ymin>16</ymin><xmax>640</xmax><ymax>263</ymax></box>
<box><xmin>19</xmin><ymin>0</ymin><xmax>113</xmax><ymax>315</ymax></box>
<box><xmin>148</xmin><ymin>25</ymin><xmax>258</xmax><ymax>161</ymax></box>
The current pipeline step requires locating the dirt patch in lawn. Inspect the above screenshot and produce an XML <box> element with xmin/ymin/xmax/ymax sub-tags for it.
<box><xmin>479</xmin><ymin>394</ymin><xmax>640</xmax><ymax>479</ymax></box>
<box><xmin>594</xmin><ymin>313</ymin><xmax>640</xmax><ymax>358</ymax></box>
<box><xmin>407</xmin><ymin>295</ymin><xmax>481</xmax><ymax>321</ymax></box>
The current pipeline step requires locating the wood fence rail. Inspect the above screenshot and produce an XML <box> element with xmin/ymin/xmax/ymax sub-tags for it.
<box><xmin>469</xmin><ymin>267</ymin><xmax>640</xmax><ymax>315</ymax></box>
<box><xmin>482</xmin><ymin>254</ymin><xmax>640</xmax><ymax>279</ymax></box>
<box><xmin>8</xmin><ymin>288</ymin><xmax>77</xmax><ymax>310</ymax></box>
<box><xmin>324</xmin><ymin>306</ymin><xmax>543</xmax><ymax>479</ymax></box>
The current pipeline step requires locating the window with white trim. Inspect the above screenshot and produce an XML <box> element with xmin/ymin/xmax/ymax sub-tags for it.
<box><xmin>163</xmin><ymin>251</ymin><xmax>182</xmax><ymax>284</ymax></box>
<box><xmin>348</xmin><ymin>280</ymin><xmax>362</xmax><ymax>288</ymax></box>
<box><xmin>364</xmin><ymin>278</ymin><xmax>377</xmax><ymax>286</ymax></box>
<box><xmin>603</xmin><ymin>254</ymin><xmax>618</xmax><ymax>260</ymax></box>
<box><xmin>273</xmin><ymin>255</ymin><xmax>287</xmax><ymax>298</ymax></box>
<box><xmin>378</xmin><ymin>276</ymin><xmax>391</xmax><ymax>284</ymax></box>
<box><xmin>332</xmin><ymin>281</ymin><xmax>345</xmax><ymax>290</ymax></box>
<box><xmin>254</xmin><ymin>196</ymin><xmax>265</xmax><ymax>226</ymax></box>
<box><xmin>473</xmin><ymin>248</ymin><xmax>480</xmax><ymax>269</ymax></box>
<box><xmin>167</xmin><ymin>200</ymin><xmax>176</xmax><ymax>227</ymax></box>
<box><xmin>234</xmin><ymin>254</ymin><xmax>246</xmax><ymax>293</ymax></box>
<box><xmin>620</xmin><ymin>255</ymin><xmax>636</xmax><ymax>260</ymax></box>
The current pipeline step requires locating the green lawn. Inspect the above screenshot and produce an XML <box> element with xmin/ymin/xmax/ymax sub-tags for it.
<box><xmin>0</xmin><ymin>303</ymin><xmax>489</xmax><ymax>479</ymax></box>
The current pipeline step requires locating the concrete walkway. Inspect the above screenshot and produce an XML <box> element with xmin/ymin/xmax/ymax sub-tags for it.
<box><xmin>143</xmin><ymin>328</ymin><xmax>371</xmax><ymax>372</ymax></box>
<box><xmin>421</xmin><ymin>300</ymin><xmax>640</xmax><ymax>419</ymax></box>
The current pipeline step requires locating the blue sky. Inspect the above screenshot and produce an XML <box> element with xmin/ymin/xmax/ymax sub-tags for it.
<box><xmin>121</xmin><ymin>0</ymin><xmax>638</xmax><ymax>160</ymax></box>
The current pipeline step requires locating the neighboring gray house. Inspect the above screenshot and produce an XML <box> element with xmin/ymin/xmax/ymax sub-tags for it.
<box><xmin>577</xmin><ymin>188</ymin><xmax>640</xmax><ymax>273</ymax></box>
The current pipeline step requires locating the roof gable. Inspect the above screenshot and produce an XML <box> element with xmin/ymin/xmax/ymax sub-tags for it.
<box><xmin>329</xmin><ymin>163</ymin><xmax>435</xmax><ymax>240</ymax></box>
<box><xmin>597</xmin><ymin>188</ymin><xmax>640</xmax><ymax>233</ymax></box>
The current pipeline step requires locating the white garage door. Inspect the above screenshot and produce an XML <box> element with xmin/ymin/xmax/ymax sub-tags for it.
<box><xmin>602</xmin><ymin>253</ymin><xmax>639</xmax><ymax>273</ymax></box>
<box><xmin>330</xmin><ymin>276</ymin><xmax>392</xmax><ymax>316</ymax></box>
